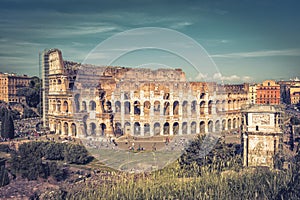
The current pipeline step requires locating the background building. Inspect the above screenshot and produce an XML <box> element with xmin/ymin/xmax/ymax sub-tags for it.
<box><xmin>248</xmin><ymin>84</ymin><xmax>257</xmax><ymax>104</ymax></box>
<box><xmin>0</xmin><ymin>72</ymin><xmax>31</xmax><ymax>103</ymax></box>
<box><xmin>256</xmin><ymin>80</ymin><xmax>280</xmax><ymax>105</ymax></box>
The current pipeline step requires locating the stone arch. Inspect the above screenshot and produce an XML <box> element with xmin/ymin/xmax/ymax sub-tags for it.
<box><xmin>58</xmin><ymin>79</ymin><xmax>62</xmax><ymax>84</ymax></box>
<box><xmin>173</xmin><ymin>101</ymin><xmax>179</xmax><ymax>115</ymax></box>
<box><xmin>208</xmin><ymin>100</ymin><xmax>213</xmax><ymax>115</ymax></box>
<box><xmin>144</xmin><ymin>123</ymin><xmax>150</xmax><ymax>136</ymax></box>
<box><xmin>233</xmin><ymin>118</ymin><xmax>237</xmax><ymax>129</ymax></box>
<box><xmin>222</xmin><ymin>100</ymin><xmax>226</xmax><ymax>111</ymax></box>
<box><xmin>63</xmin><ymin>100</ymin><xmax>68</xmax><ymax>113</ymax></box>
<box><xmin>163</xmin><ymin>122</ymin><xmax>170</xmax><ymax>135</ymax></box>
<box><xmin>71</xmin><ymin>123</ymin><xmax>77</xmax><ymax>136</ymax></box>
<box><xmin>144</xmin><ymin>101</ymin><xmax>151</xmax><ymax>115</ymax></box>
<box><xmin>215</xmin><ymin>120</ymin><xmax>220</xmax><ymax>132</ymax></box>
<box><xmin>57</xmin><ymin>121</ymin><xmax>61</xmax><ymax>134</ymax></box>
<box><xmin>200</xmin><ymin>101</ymin><xmax>205</xmax><ymax>115</ymax></box>
<box><xmin>182</xmin><ymin>122</ymin><xmax>187</xmax><ymax>134</ymax></box>
<box><xmin>57</xmin><ymin>100</ymin><xmax>61</xmax><ymax>112</ymax></box>
<box><xmin>90</xmin><ymin>122</ymin><xmax>96</xmax><ymax>135</ymax></box>
<box><xmin>154</xmin><ymin>101</ymin><xmax>160</xmax><ymax>114</ymax></box>
<box><xmin>208</xmin><ymin>120</ymin><xmax>213</xmax><ymax>132</ymax></box>
<box><xmin>100</xmin><ymin>123</ymin><xmax>106</xmax><ymax>136</ymax></box>
<box><xmin>191</xmin><ymin>100</ymin><xmax>197</xmax><ymax>114</ymax></box>
<box><xmin>154</xmin><ymin>122</ymin><xmax>160</xmax><ymax>136</ymax></box>
<box><xmin>228</xmin><ymin>100</ymin><xmax>232</xmax><ymax>110</ymax></box>
<box><xmin>215</xmin><ymin>100</ymin><xmax>220</xmax><ymax>113</ymax></box>
<box><xmin>82</xmin><ymin>101</ymin><xmax>87</xmax><ymax>111</ymax></box>
<box><xmin>200</xmin><ymin>121</ymin><xmax>205</xmax><ymax>133</ymax></box>
<box><xmin>233</xmin><ymin>99</ymin><xmax>236</xmax><ymax>110</ymax></box>
<box><xmin>173</xmin><ymin>122</ymin><xmax>179</xmax><ymax>135</ymax></box>
<box><xmin>134</xmin><ymin>101</ymin><xmax>140</xmax><ymax>115</ymax></box>
<box><xmin>227</xmin><ymin>119</ymin><xmax>232</xmax><ymax>130</ymax></box>
<box><xmin>191</xmin><ymin>121</ymin><xmax>197</xmax><ymax>134</ymax></box>
<box><xmin>222</xmin><ymin>119</ymin><xmax>226</xmax><ymax>131</ymax></box>
<box><xmin>134</xmin><ymin>122</ymin><xmax>141</xmax><ymax>135</ymax></box>
<box><xmin>63</xmin><ymin>122</ymin><xmax>68</xmax><ymax>135</ymax></box>
<box><xmin>124</xmin><ymin>122</ymin><xmax>130</xmax><ymax>135</ymax></box>
<box><xmin>74</xmin><ymin>94</ymin><xmax>80</xmax><ymax>112</ymax></box>
<box><xmin>89</xmin><ymin>100</ymin><xmax>96</xmax><ymax>111</ymax></box>
<box><xmin>164</xmin><ymin>102</ymin><xmax>170</xmax><ymax>115</ymax></box>
<box><xmin>182</xmin><ymin>101</ymin><xmax>188</xmax><ymax>116</ymax></box>
<box><xmin>124</xmin><ymin>101</ymin><xmax>130</xmax><ymax>115</ymax></box>
<box><xmin>115</xmin><ymin>122</ymin><xmax>122</xmax><ymax>135</ymax></box>
<box><xmin>115</xmin><ymin>101</ymin><xmax>121</xmax><ymax>113</ymax></box>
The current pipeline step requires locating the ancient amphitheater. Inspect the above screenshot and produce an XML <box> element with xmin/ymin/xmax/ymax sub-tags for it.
<box><xmin>43</xmin><ymin>49</ymin><xmax>248</xmax><ymax>138</ymax></box>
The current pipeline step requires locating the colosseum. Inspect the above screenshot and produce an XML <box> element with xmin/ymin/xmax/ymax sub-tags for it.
<box><xmin>41</xmin><ymin>49</ymin><xmax>249</xmax><ymax>138</ymax></box>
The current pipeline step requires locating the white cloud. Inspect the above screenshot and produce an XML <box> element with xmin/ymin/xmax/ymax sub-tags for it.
<box><xmin>211</xmin><ymin>49</ymin><xmax>300</xmax><ymax>58</ymax></box>
<box><xmin>194</xmin><ymin>72</ymin><xmax>208</xmax><ymax>80</ymax></box>
<box><xmin>212</xmin><ymin>72</ymin><xmax>253</xmax><ymax>82</ymax></box>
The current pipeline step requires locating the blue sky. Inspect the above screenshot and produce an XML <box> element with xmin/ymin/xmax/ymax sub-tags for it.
<box><xmin>0</xmin><ymin>0</ymin><xmax>300</xmax><ymax>83</ymax></box>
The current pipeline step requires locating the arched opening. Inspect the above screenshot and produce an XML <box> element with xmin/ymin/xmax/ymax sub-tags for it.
<box><xmin>233</xmin><ymin>100</ymin><xmax>236</xmax><ymax>110</ymax></box>
<box><xmin>182</xmin><ymin>101</ymin><xmax>188</xmax><ymax>117</ymax></box>
<box><xmin>89</xmin><ymin>101</ymin><xmax>96</xmax><ymax>111</ymax></box>
<box><xmin>71</xmin><ymin>123</ymin><xmax>77</xmax><ymax>137</ymax></box>
<box><xmin>208</xmin><ymin>120</ymin><xmax>213</xmax><ymax>132</ymax></box>
<box><xmin>173</xmin><ymin>122</ymin><xmax>179</xmax><ymax>135</ymax></box>
<box><xmin>222</xmin><ymin>119</ymin><xmax>226</xmax><ymax>131</ymax></box>
<box><xmin>173</xmin><ymin>101</ymin><xmax>179</xmax><ymax>115</ymax></box>
<box><xmin>105</xmin><ymin>101</ymin><xmax>112</xmax><ymax>112</ymax></box>
<box><xmin>215</xmin><ymin>100</ymin><xmax>220</xmax><ymax>113</ymax></box>
<box><xmin>82</xmin><ymin>101</ymin><xmax>87</xmax><ymax>111</ymax></box>
<box><xmin>200</xmin><ymin>101</ymin><xmax>205</xmax><ymax>115</ymax></box>
<box><xmin>163</xmin><ymin>122</ymin><xmax>170</xmax><ymax>135</ymax></box>
<box><xmin>228</xmin><ymin>100</ymin><xmax>232</xmax><ymax>111</ymax></box>
<box><xmin>200</xmin><ymin>93</ymin><xmax>205</xmax><ymax>99</ymax></box>
<box><xmin>164</xmin><ymin>102</ymin><xmax>170</xmax><ymax>115</ymax></box>
<box><xmin>233</xmin><ymin>118</ymin><xmax>237</xmax><ymax>129</ymax></box>
<box><xmin>74</xmin><ymin>94</ymin><xmax>80</xmax><ymax>112</ymax></box>
<box><xmin>63</xmin><ymin>101</ymin><xmax>68</xmax><ymax>113</ymax></box>
<box><xmin>57</xmin><ymin>122</ymin><xmax>61</xmax><ymax>134</ymax></box>
<box><xmin>222</xmin><ymin>100</ymin><xmax>226</xmax><ymax>111</ymax></box>
<box><xmin>124</xmin><ymin>101</ymin><xmax>130</xmax><ymax>115</ymax></box>
<box><xmin>64</xmin><ymin>122</ymin><xmax>68</xmax><ymax>135</ymax></box>
<box><xmin>154</xmin><ymin>122</ymin><xmax>160</xmax><ymax>136</ymax></box>
<box><xmin>182</xmin><ymin>122</ymin><xmax>187</xmax><ymax>134</ymax></box>
<box><xmin>90</xmin><ymin>123</ymin><xmax>96</xmax><ymax>135</ymax></box>
<box><xmin>191</xmin><ymin>121</ymin><xmax>197</xmax><ymax>134</ymax></box>
<box><xmin>100</xmin><ymin>123</ymin><xmax>106</xmax><ymax>136</ymax></box>
<box><xmin>208</xmin><ymin>100</ymin><xmax>213</xmax><ymax>115</ymax></box>
<box><xmin>144</xmin><ymin>101</ymin><xmax>150</xmax><ymax>116</ymax></box>
<box><xmin>124</xmin><ymin>122</ymin><xmax>130</xmax><ymax>135</ymax></box>
<box><xmin>200</xmin><ymin>121</ymin><xmax>205</xmax><ymax>133</ymax></box>
<box><xmin>215</xmin><ymin>120</ymin><xmax>220</xmax><ymax>132</ymax></box>
<box><xmin>154</xmin><ymin>101</ymin><xmax>160</xmax><ymax>114</ymax></box>
<box><xmin>134</xmin><ymin>122</ymin><xmax>141</xmax><ymax>135</ymax></box>
<box><xmin>144</xmin><ymin>123</ymin><xmax>150</xmax><ymax>136</ymax></box>
<box><xmin>115</xmin><ymin>101</ymin><xmax>121</xmax><ymax>113</ymax></box>
<box><xmin>115</xmin><ymin>122</ymin><xmax>122</xmax><ymax>135</ymax></box>
<box><xmin>228</xmin><ymin>119</ymin><xmax>232</xmax><ymax>130</ymax></box>
<box><xmin>58</xmin><ymin>79</ymin><xmax>62</xmax><ymax>84</ymax></box>
<box><xmin>57</xmin><ymin>100</ymin><xmax>61</xmax><ymax>112</ymax></box>
<box><xmin>134</xmin><ymin>101</ymin><xmax>140</xmax><ymax>115</ymax></box>
<box><xmin>52</xmin><ymin>100</ymin><xmax>56</xmax><ymax>112</ymax></box>
<box><xmin>191</xmin><ymin>100</ymin><xmax>197</xmax><ymax>114</ymax></box>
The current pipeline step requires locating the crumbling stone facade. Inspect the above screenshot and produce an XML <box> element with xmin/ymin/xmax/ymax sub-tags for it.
<box><xmin>43</xmin><ymin>49</ymin><xmax>248</xmax><ymax>138</ymax></box>
<box><xmin>241</xmin><ymin>104</ymin><xmax>284</xmax><ymax>168</ymax></box>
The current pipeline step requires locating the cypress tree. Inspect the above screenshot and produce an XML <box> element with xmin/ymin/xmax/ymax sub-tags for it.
<box><xmin>0</xmin><ymin>107</ymin><xmax>14</xmax><ymax>139</ymax></box>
